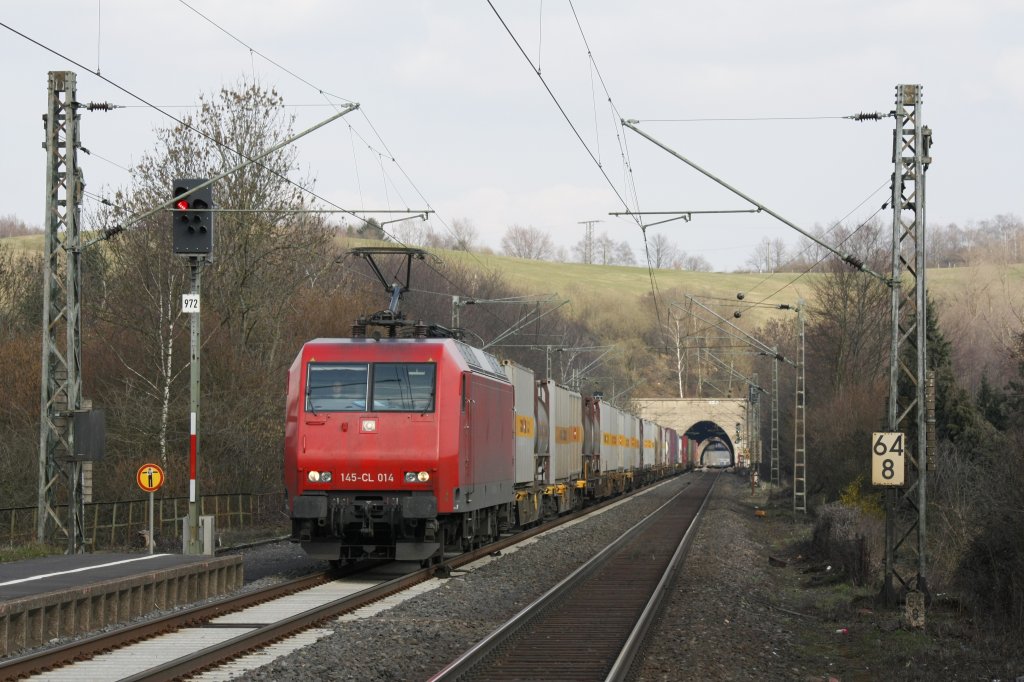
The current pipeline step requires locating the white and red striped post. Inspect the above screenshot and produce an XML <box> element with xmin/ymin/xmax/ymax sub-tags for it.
<box><xmin>186</xmin><ymin>259</ymin><xmax>202</xmax><ymax>554</ymax></box>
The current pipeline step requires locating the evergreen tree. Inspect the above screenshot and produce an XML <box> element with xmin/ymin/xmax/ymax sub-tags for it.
<box><xmin>356</xmin><ymin>217</ymin><xmax>386</xmax><ymax>241</ymax></box>
<box><xmin>976</xmin><ymin>374</ymin><xmax>1008</xmax><ymax>431</ymax></box>
<box><xmin>901</xmin><ymin>297</ymin><xmax>992</xmax><ymax>449</ymax></box>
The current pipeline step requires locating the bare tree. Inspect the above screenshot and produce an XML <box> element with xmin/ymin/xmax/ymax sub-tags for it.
<box><xmin>390</xmin><ymin>218</ymin><xmax>428</xmax><ymax>246</ymax></box>
<box><xmin>805</xmin><ymin>221</ymin><xmax>890</xmax><ymax>396</ymax></box>
<box><xmin>571</xmin><ymin>239</ymin><xmax>591</xmax><ymax>264</ymax></box>
<box><xmin>617</xmin><ymin>240</ymin><xmax>637</xmax><ymax>265</ymax></box>
<box><xmin>0</xmin><ymin>246</ymin><xmax>44</xmax><ymax>506</ymax></box>
<box><xmin>449</xmin><ymin>218</ymin><xmax>479</xmax><ymax>252</ymax></box>
<box><xmin>87</xmin><ymin>81</ymin><xmax>338</xmax><ymax>495</ymax></box>
<box><xmin>501</xmin><ymin>224</ymin><xmax>555</xmax><ymax>260</ymax></box>
<box><xmin>0</xmin><ymin>214</ymin><xmax>40</xmax><ymax>237</ymax></box>
<box><xmin>585</xmin><ymin>232</ymin><xmax>636</xmax><ymax>266</ymax></box>
<box><xmin>745</xmin><ymin>237</ymin><xmax>788</xmax><ymax>273</ymax></box>
<box><xmin>594</xmin><ymin>233</ymin><xmax>615</xmax><ymax>264</ymax></box>
<box><xmin>674</xmin><ymin>251</ymin><xmax>713</xmax><ymax>272</ymax></box>
<box><xmin>647</xmin><ymin>232</ymin><xmax>678</xmax><ymax>269</ymax></box>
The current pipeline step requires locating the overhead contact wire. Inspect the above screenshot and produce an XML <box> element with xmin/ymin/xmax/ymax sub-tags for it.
<box><xmin>485</xmin><ymin>0</ymin><xmax>635</xmax><ymax>216</ymax></box>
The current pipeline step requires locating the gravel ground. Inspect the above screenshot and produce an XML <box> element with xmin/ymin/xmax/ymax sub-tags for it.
<box><xmin>239</xmin><ymin>473</ymin><xmax>702</xmax><ymax>682</ymax></box>
<box><xmin>639</xmin><ymin>474</ymin><xmax>1024</xmax><ymax>682</ymax></box>
<box><xmin>16</xmin><ymin>470</ymin><xmax>1019</xmax><ymax>679</ymax></box>
<box><xmin>638</xmin><ymin>472</ymin><xmax>809</xmax><ymax>681</ymax></box>
<box><xmin>225</xmin><ymin>538</ymin><xmax>328</xmax><ymax>585</ymax></box>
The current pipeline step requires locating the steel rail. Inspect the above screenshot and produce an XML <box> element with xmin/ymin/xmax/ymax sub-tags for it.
<box><xmin>1</xmin><ymin>476</ymin><xmax>685</xmax><ymax>680</ymax></box>
<box><xmin>606</xmin><ymin>473</ymin><xmax>716</xmax><ymax>680</ymax></box>
<box><xmin>428</xmin><ymin>473</ymin><xmax>715</xmax><ymax>681</ymax></box>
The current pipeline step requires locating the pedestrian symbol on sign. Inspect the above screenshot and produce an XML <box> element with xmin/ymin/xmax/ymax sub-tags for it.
<box><xmin>136</xmin><ymin>463</ymin><xmax>165</xmax><ymax>493</ymax></box>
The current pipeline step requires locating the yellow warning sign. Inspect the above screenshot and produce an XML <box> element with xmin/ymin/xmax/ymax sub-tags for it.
<box><xmin>137</xmin><ymin>463</ymin><xmax>165</xmax><ymax>493</ymax></box>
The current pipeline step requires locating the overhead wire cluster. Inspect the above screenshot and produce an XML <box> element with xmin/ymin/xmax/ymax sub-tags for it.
<box><xmin>167</xmin><ymin>2</ymin><xmax>549</xmax><ymax>339</ymax></box>
<box><xmin>2</xmin><ymin>7</ymin><xmax>535</xmax><ymax>343</ymax></box>
<box><xmin>484</xmin><ymin>2</ymin><xmax>895</xmax><ymax>339</ymax></box>
<box><xmin>7</xmin><ymin>4</ymin><xmax>902</xmax><ymax>374</ymax></box>
<box><xmin>486</xmin><ymin>0</ymin><xmax>668</xmax><ymax>328</ymax></box>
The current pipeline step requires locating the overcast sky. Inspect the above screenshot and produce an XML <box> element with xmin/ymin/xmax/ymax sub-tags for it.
<box><xmin>2</xmin><ymin>1</ymin><xmax>1022</xmax><ymax>271</ymax></box>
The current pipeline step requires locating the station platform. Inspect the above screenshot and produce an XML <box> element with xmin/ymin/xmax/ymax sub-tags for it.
<box><xmin>0</xmin><ymin>552</ymin><xmax>243</xmax><ymax>657</ymax></box>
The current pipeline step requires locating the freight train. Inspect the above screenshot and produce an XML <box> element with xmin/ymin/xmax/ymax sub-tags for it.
<box><xmin>284</xmin><ymin>335</ymin><xmax>697</xmax><ymax>566</ymax></box>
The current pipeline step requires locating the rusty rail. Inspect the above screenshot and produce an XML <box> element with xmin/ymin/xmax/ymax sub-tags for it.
<box><xmin>429</xmin><ymin>473</ymin><xmax>715</xmax><ymax>681</ymax></box>
<box><xmin>1</xmin><ymin>477</ymin><xmax>686</xmax><ymax>680</ymax></box>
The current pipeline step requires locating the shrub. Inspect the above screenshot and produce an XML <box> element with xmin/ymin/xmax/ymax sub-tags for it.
<box><xmin>957</xmin><ymin>513</ymin><xmax>1024</xmax><ymax>628</ymax></box>
<box><xmin>811</xmin><ymin>501</ymin><xmax>884</xmax><ymax>586</ymax></box>
<box><xmin>838</xmin><ymin>474</ymin><xmax>884</xmax><ymax>519</ymax></box>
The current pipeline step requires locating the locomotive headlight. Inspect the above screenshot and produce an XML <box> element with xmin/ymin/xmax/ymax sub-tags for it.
<box><xmin>320</xmin><ymin>471</ymin><xmax>332</xmax><ymax>483</ymax></box>
<box><xmin>417</xmin><ymin>471</ymin><xmax>430</xmax><ymax>482</ymax></box>
<box><xmin>404</xmin><ymin>472</ymin><xmax>417</xmax><ymax>483</ymax></box>
<box><xmin>307</xmin><ymin>471</ymin><xmax>320</xmax><ymax>482</ymax></box>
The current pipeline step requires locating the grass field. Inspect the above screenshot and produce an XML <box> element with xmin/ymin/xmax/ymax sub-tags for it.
<box><xmin>1</xmin><ymin>233</ymin><xmax>45</xmax><ymax>253</ymax></box>
<box><xmin>5</xmin><ymin>232</ymin><xmax>1022</xmax><ymax>325</ymax></box>
<box><xmin>442</xmin><ymin>249</ymin><xmax>1024</xmax><ymax>328</ymax></box>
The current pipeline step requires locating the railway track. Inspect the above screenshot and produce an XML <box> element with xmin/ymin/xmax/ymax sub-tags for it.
<box><xmin>1</xmin><ymin>479</ymin><xmax>679</xmax><ymax>681</ymax></box>
<box><xmin>429</xmin><ymin>472</ymin><xmax>715</xmax><ymax>682</ymax></box>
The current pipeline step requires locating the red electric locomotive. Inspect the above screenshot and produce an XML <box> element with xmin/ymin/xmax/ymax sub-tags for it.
<box><xmin>285</xmin><ymin>248</ymin><xmax>516</xmax><ymax>564</ymax></box>
<box><xmin>285</xmin><ymin>337</ymin><xmax>516</xmax><ymax>564</ymax></box>
<box><xmin>285</xmin><ymin>247</ymin><xmax>695</xmax><ymax>566</ymax></box>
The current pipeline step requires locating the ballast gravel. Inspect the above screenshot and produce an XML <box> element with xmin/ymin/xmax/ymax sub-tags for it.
<box><xmin>239</xmin><ymin>474</ymin><xmax>699</xmax><ymax>682</ymax></box>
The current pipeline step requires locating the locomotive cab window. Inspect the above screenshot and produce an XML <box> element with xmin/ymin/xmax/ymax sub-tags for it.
<box><xmin>306</xmin><ymin>363</ymin><xmax>369</xmax><ymax>412</ymax></box>
<box><xmin>305</xmin><ymin>362</ymin><xmax>435</xmax><ymax>413</ymax></box>
<box><xmin>372</xmin><ymin>363</ymin><xmax>435</xmax><ymax>412</ymax></box>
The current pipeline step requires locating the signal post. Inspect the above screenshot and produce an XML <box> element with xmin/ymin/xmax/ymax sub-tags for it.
<box><xmin>172</xmin><ymin>179</ymin><xmax>213</xmax><ymax>554</ymax></box>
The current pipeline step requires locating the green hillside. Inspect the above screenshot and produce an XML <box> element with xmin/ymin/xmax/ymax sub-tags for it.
<box><xmin>1</xmin><ymin>234</ymin><xmax>45</xmax><ymax>253</ymax></box>
<box><xmin>5</xmin><ymin>232</ymin><xmax>1022</xmax><ymax>326</ymax></box>
<box><xmin>449</xmin><ymin>250</ymin><xmax>811</xmax><ymax>304</ymax></box>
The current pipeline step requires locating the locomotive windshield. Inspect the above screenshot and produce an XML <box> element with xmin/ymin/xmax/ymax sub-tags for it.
<box><xmin>305</xmin><ymin>362</ymin><xmax>435</xmax><ymax>413</ymax></box>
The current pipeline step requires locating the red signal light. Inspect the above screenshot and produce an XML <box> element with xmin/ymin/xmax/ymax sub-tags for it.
<box><xmin>176</xmin><ymin>199</ymin><xmax>190</xmax><ymax>212</ymax></box>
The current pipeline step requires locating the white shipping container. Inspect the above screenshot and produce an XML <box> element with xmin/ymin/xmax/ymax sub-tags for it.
<box><xmin>640</xmin><ymin>419</ymin><xmax>656</xmax><ymax>469</ymax></box>
<box><xmin>544</xmin><ymin>380</ymin><xmax>584</xmax><ymax>483</ymax></box>
<box><xmin>599</xmin><ymin>402</ymin><xmax>623</xmax><ymax>472</ymax></box>
<box><xmin>502</xmin><ymin>361</ymin><xmax>537</xmax><ymax>485</ymax></box>
<box><xmin>623</xmin><ymin>413</ymin><xmax>641</xmax><ymax>471</ymax></box>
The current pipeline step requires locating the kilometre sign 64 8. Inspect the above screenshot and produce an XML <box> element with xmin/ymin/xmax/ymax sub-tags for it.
<box><xmin>871</xmin><ymin>432</ymin><xmax>905</xmax><ymax>487</ymax></box>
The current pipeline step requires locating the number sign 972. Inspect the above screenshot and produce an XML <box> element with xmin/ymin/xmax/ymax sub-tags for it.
<box><xmin>872</xmin><ymin>431</ymin><xmax>905</xmax><ymax>487</ymax></box>
<box><xmin>182</xmin><ymin>294</ymin><xmax>200</xmax><ymax>313</ymax></box>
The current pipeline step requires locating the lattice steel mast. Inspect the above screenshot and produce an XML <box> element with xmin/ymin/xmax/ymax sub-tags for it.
<box><xmin>38</xmin><ymin>71</ymin><xmax>84</xmax><ymax>551</ymax></box>
<box><xmin>884</xmin><ymin>84</ymin><xmax>932</xmax><ymax>603</ymax></box>
<box><xmin>770</xmin><ymin>347</ymin><xmax>780</xmax><ymax>487</ymax></box>
<box><xmin>793</xmin><ymin>303</ymin><xmax>806</xmax><ymax>514</ymax></box>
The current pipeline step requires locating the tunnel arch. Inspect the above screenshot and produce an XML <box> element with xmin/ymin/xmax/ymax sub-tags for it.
<box><xmin>634</xmin><ymin>397</ymin><xmax>750</xmax><ymax>469</ymax></box>
<box><xmin>685</xmin><ymin>420</ymin><xmax>736</xmax><ymax>468</ymax></box>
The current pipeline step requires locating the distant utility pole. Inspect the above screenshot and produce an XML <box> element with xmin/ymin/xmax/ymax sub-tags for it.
<box><xmin>577</xmin><ymin>219</ymin><xmax>601</xmax><ymax>264</ymax></box>
<box><xmin>883</xmin><ymin>84</ymin><xmax>933</xmax><ymax>607</ymax></box>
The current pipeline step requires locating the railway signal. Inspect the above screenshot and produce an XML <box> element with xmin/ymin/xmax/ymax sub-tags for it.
<box><xmin>170</xmin><ymin>178</ymin><xmax>213</xmax><ymax>553</ymax></box>
<box><xmin>171</xmin><ymin>179</ymin><xmax>214</xmax><ymax>254</ymax></box>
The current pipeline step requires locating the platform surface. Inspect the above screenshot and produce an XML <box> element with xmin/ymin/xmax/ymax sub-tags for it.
<box><xmin>0</xmin><ymin>553</ymin><xmax>221</xmax><ymax>601</ymax></box>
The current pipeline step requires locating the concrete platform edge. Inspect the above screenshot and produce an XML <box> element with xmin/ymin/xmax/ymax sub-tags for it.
<box><xmin>0</xmin><ymin>555</ymin><xmax>243</xmax><ymax>657</ymax></box>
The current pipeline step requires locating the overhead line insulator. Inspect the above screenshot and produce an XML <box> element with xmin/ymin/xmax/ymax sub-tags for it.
<box><xmin>847</xmin><ymin>111</ymin><xmax>890</xmax><ymax>121</ymax></box>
